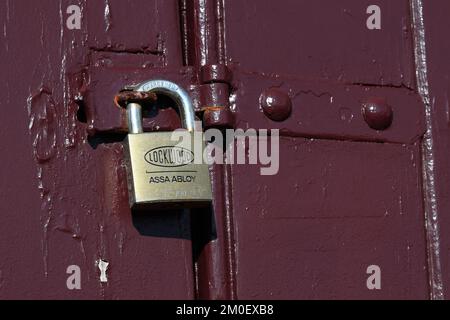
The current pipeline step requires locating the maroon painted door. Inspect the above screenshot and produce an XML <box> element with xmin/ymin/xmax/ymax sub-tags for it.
<box><xmin>0</xmin><ymin>0</ymin><xmax>449</xmax><ymax>300</ymax></box>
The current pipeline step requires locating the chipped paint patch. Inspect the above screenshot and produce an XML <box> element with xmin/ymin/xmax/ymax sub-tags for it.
<box><xmin>411</xmin><ymin>0</ymin><xmax>444</xmax><ymax>300</ymax></box>
<box><xmin>104</xmin><ymin>0</ymin><xmax>112</xmax><ymax>32</ymax></box>
<box><xmin>96</xmin><ymin>259</ymin><xmax>109</xmax><ymax>283</ymax></box>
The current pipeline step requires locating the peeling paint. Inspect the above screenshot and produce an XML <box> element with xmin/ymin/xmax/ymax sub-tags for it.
<box><xmin>97</xmin><ymin>259</ymin><xmax>109</xmax><ymax>283</ymax></box>
<box><xmin>3</xmin><ymin>0</ymin><xmax>10</xmax><ymax>52</ymax></box>
<box><xmin>411</xmin><ymin>0</ymin><xmax>444</xmax><ymax>300</ymax></box>
<box><xmin>104</xmin><ymin>0</ymin><xmax>112</xmax><ymax>32</ymax></box>
<box><xmin>198</xmin><ymin>0</ymin><xmax>208</xmax><ymax>66</ymax></box>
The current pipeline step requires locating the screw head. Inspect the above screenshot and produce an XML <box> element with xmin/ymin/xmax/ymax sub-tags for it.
<box><xmin>362</xmin><ymin>98</ymin><xmax>393</xmax><ymax>130</ymax></box>
<box><xmin>260</xmin><ymin>88</ymin><xmax>292</xmax><ymax>122</ymax></box>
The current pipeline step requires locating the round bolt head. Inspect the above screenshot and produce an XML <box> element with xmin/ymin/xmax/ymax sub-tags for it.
<box><xmin>260</xmin><ymin>88</ymin><xmax>292</xmax><ymax>122</ymax></box>
<box><xmin>362</xmin><ymin>98</ymin><xmax>393</xmax><ymax>131</ymax></box>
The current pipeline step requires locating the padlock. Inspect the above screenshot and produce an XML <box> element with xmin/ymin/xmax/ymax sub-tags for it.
<box><xmin>123</xmin><ymin>80</ymin><xmax>212</xmax><ymax>210</ymax></box>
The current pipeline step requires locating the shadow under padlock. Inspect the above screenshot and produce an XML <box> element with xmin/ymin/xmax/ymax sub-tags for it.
<box><xmin>118</xmin><ymin>79</ymin><xmax>213</xmax><ymax>211</ymax></box>
<box><xmin>131</xmin><ymin>206</ymin><xmax>217</xmax><ymax>246</ymax></box>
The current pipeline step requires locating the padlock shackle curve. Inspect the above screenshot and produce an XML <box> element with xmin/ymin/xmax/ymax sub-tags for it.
<box><xmin>134</xmin><ymin>79</ymin><xmax>196</xmax><ymax>133</ymax></box>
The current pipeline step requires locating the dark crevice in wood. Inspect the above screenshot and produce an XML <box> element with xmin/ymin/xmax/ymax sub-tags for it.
<box><xmin>87</xmin><ymin>132</ymin><xmax>127</xmax><ymax>149</ymax></box>
<box><xmin>89</xmin><ymin>47</ymin><xmax>163</xmax><ymax>56</ymax></box>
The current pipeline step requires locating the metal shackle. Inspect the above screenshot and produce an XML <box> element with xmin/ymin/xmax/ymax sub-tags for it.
<box><xmin>127</xmin><ymin>80</ymin><xmax>196</xmax><ymax>134</ymax></box>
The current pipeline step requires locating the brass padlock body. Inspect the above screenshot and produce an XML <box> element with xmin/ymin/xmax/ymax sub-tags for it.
<box><xmin>125</xmin><ymin>131</ymin><xmax>212</xmax><ymax>210</ymax></box>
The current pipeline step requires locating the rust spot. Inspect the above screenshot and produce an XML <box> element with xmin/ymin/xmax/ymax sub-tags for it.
<box><xmin>203</xmin><ymin>107</ymin><xmax>234</xmax><ymax>129</ymax></box>
<box><xmin>202</xmin><ymin>106</ymin><xmax>224</xmax><ymax>112</ymax></box>
<box><xmin>114</xmin><ymin>91</ymin><xmax>157</xmax><ymax>109</ymax></box>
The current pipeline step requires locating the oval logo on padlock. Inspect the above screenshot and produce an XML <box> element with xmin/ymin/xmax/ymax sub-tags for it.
<box><xmin>145</xmin><ymin>146</ymin><xmax>194</xmax><ymax>168</ymax></box>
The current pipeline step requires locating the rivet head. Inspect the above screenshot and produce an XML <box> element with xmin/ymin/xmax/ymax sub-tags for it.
<box><xmin>260</xmin><ymin>88</ymin><xmax>292</xmax><ymax>122</ymax></box>
<box><xmin>362</xmin><ymin>98</ymin><xmax>393</xmax><ymax>130</ymax></box>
